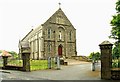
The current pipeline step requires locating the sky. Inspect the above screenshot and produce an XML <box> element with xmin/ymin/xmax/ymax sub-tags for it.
<box><xmin>0</xmin><ymin>0</ymin><xmax>116</xmax><ymax>56</ymax></box>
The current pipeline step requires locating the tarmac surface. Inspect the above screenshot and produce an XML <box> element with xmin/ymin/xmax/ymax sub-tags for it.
<box><xmin>0</xmin><ymin>59</ymin><xmax>101</xmax><ymax>80</ymax></box>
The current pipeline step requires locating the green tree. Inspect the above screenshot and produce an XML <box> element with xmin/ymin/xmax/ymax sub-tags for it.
<box><xmin>8</xmin><ymin>51</ymin><xmax>18</xmax><ymax>59</ymax></box>
<box><xmin>95</xmin><ymin>52</ymin><xmax>101</xmax><ymax>60</ymax></box>
<box><xmin>110</xmin><ymin>0</ymin><xmax>120</xmax><ymax>67</ymax></box>
<box><xmin>110</xmin><ymin>0</ymin><xmax>120</xmax><ymax>41</ymax></box>
<box><xmin>112</xmin><ymin>43</ymin><xmax>120</xmax><ymax>58</ymax></box>
<box><xmin>88</xmin><ymin>52</ymin><xmax>94</xmax><ymax>59</ymax></box>
<box><xmin>88</xmin><ymin>52</ymin><xmax>101</xmax><ymax>61</ymax></box>
<box><xmin>112</xmin><ymin>43</ymin><xmax>120</xmax><ymax>67</ymax></box>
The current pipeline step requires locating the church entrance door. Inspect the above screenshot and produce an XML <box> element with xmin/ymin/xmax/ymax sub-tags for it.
<box><xmin>58</xmin><ymin>45</ymin><xmax>62</xmax><ymax>57</ymax></box>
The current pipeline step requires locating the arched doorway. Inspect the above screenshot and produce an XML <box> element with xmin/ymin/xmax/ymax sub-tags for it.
<box><xmin>58</xmin><ymin>44</ymin><xmax>62</xmax><ymax>57</ymax></box>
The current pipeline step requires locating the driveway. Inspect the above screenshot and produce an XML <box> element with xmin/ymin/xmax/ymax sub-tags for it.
<box><xmin>0</xmin><ymin>60</ymin><xmax>101</xmax><ymax>80</ymax></box>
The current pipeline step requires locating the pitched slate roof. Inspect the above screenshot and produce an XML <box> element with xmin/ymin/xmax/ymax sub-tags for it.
<box><xmin>21</xmin><ymin>29</ymin><xmax>33</xmax><ymax>41</ymax></box>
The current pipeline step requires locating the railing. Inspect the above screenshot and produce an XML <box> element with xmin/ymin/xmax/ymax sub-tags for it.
<box><xmin>111</xmin><ymin>55</ymin><xmax>120</xmax><ymax>79</ymax></box>
<box><xmin>7</xmin><ymin>57</ymin><xmax>22</xmax><ymax>66</ymax></box>
<box><xmin>1</xmin><ymin>56</ymin><xmax>59</xmax><ymax>71</ymax></box>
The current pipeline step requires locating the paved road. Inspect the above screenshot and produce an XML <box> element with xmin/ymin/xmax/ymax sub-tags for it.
<box><xmin>0</xmin><ymin>61</ymin><xmax>101</xmax><ymax>80</ymax></box>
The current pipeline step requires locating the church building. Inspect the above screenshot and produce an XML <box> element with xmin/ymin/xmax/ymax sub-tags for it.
<box><xmin>20</xmin><ymin>7</ymin><xmax>77</xmax><ymax>59</ymax></box>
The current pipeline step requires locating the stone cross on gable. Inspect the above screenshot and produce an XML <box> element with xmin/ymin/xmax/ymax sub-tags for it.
<box><xmin>59</xmin><ymin>2</ymin><xmax>61</xmax><ymax>8</ymax></box>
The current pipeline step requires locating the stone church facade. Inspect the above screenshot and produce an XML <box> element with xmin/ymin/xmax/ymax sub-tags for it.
<box><xmin>20</xmin><ymin>8</ymin><xmax>77</xmax><ymax>59</ymax></box>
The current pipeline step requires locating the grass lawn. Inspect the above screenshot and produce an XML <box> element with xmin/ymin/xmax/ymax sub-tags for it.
<box><xmin>30</xmin><ymin>60</ymin><xmax>48</xmax><ymax>71</ymax></box>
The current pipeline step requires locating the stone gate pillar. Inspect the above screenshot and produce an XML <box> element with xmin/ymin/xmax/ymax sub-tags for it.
<box><xmin>20</xmin><ymin>41</ymin><xmax>31</xmax><ymax>72</ymax></box>
<box><xmin>22</xmin><ymin>51</ymin><xmax>30</xmax><ymax>72</ymax></box>
<box><xmin>1</xmin><ymin>51</ymin><xmax>12</xmax><ymax>69</ymax></box>
<box><xmin>99</xmin><ymin>40</ymin><xmax>113</xmax><ymax>79</ymax></box>
<box><xmin>2</xmin><ymin>56</ymin><xmax>8</xmax><ymax>69</ymax></box>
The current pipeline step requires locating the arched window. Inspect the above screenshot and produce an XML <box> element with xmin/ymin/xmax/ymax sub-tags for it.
<box><xmin>69</xmin><ymin>31</ymin><xmax>72</xmax><ymax>40</ymax></box>
<box><xmin>59</xmin><ymin>31</ymin><xmax>62</xmax><ymax>40</ymax></box>
<box><xmin>48</xmin><ymin>28</ymin><xmax>51</xmax><ymax>38</ymax></box>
